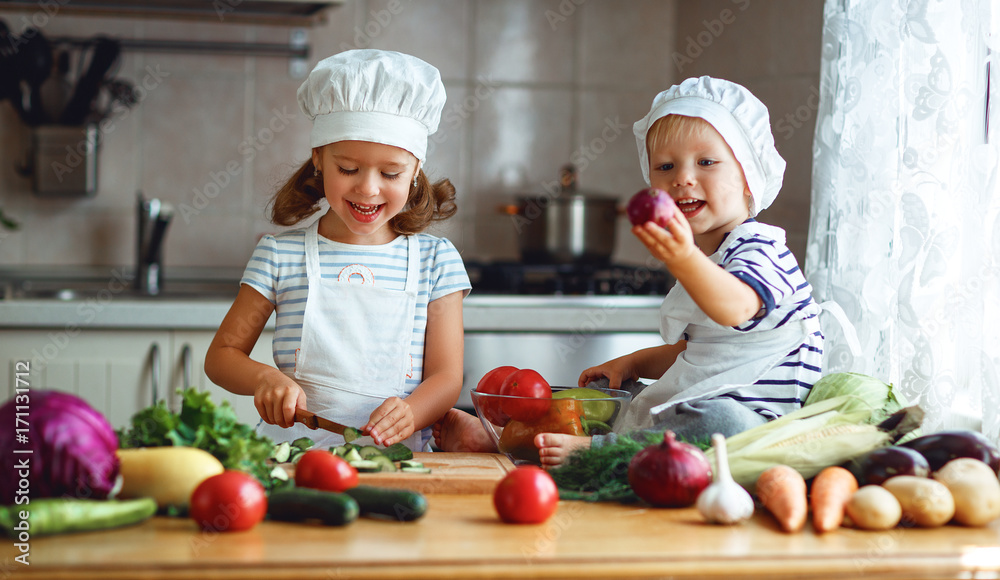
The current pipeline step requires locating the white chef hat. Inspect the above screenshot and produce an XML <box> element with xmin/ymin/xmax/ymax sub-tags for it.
<box><xmin>632</xmin><ymin>76</ymin><xmax>785</xmax><ymax>217</ymax></box>
<box><xmin>297</xmin><ymin>49</ymin><xmax>446</xmax><ymax>163</ymax></box>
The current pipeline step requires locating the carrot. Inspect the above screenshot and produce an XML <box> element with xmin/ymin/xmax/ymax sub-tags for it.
<box><xmin>810</xmin><ymin>466</ymin><xmax>859</xmax><ymax>533</ymax></box>
<box><xmin>755</xmin><ymin>465</ymin><xmax>807</xmax><ymax>533</ymax></box>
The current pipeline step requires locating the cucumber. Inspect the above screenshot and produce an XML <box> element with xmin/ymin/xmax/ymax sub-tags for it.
<box><xmin>358</xmin><ymin>446</ymin><xmax>385</xmax><ymax>460</ymax></box>
<box><xmin>343</xmin><ymin>427</ymin><xmax>362</xmax><ymax>443</ymax></box>
<box><xmin>398</xmin><ymin>460</ymin><xmax>424</xmax><ymax>469</ymax></box>
<box><xmin>371</xmin><ymin>455</ymin><xmax>398</xmax><ymax>473</ymax></box>
<box><xmin>271</xmin><ymin>441</ymin><xmax>292</xmax><ymax>463</ymax></box>
<box><xmin>349</xmin><ymin>459</ymin><xmax>381</xmax><ymax>472</ymax></box>
<box><xmin>344</xmin><ymin>448</ymin><xmax>363</xmax><ymax>463</ymax></box>
<box><xmin>400</xmin><ymin>467</ymin><xmax>432</xmax><ymax>474</ymax></box>
<box><xmin>343</xmin><ymin>485</ymin><xmax>428</xmax><ymax>522</ymax></box>
<box><xmin>291</xmin><ymin>437</ymin><xmax>314</xmax><ymax>451</ymax></box>
<box><xmin>267</xmin><ymin>488</ymin><xmax>359</xmax><ymax>526</ymax></box>
<box><xmin>381</xmin><ymin>442</ymin><xmax>413</xmax><ymax>462</ymax></box>
<box><xmin>0</xmin><ymin>498</ymin><xmax>157</xmax><ymax>537</ymax></box>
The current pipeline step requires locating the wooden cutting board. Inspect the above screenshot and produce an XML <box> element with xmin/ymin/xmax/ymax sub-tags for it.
<box><xmin>283</xmin><ymin>452</ymin><xmax>516</xmax><ymax>494</ymax></box>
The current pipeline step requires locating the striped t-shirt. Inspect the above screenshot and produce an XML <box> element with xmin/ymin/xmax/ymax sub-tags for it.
<box><xmin>240</xmin><ymin>226</ymin><xmax>471</xmax><ymax>390</ymax></box>
<box><xmin>709</xmin><ymin>220</ymin><xmax>823</xmax><ymax>419</ymax></box>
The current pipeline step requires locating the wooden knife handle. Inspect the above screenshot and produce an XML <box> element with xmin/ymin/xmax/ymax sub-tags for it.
<box><xmin>294</xmin><ymin>409</ymin><xmax>319</xmax><ymax>429</ymax></box>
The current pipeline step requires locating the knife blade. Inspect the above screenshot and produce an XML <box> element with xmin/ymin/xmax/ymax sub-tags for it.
<box><xmin>294</xmin><ymin>409</ymin><xmax>355</xmax><ymax>436</ymax></box>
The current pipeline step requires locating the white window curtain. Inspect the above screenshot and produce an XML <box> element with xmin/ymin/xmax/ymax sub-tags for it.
<box><xmin>806</xmin><ymin>0</ymin><xmax>1000</xmax><ymax>441</ymax></box>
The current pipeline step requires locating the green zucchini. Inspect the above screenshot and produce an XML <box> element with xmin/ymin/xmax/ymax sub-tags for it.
<box><xmin>343</xmin><ymin>485</ymin><xmax>428</xmax><ymax>522</ymax></box>
<box><xmin>381</xmin><ymin>442</ymin><xmax>413</xmax><ymax>462</ymax></box>
<box><xmin>0</xmin><ymin>498</ymin><xmax>157</xmax><ymax>537</ymax></box>
<box><xmin>267</xmin><ymin>488</ymin><xmax>359</xmax><ymax>526</ymax></box>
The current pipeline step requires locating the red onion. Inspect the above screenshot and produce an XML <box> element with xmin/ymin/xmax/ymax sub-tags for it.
<box><xmin>628</xmin><ymin>430</ymin><xmax>712</xmax><ymax>507</ymax></box>
<box><xmin>626</xmin><ymin>187</ymin><xmax>676</xmax><ymax>227</ymax></box>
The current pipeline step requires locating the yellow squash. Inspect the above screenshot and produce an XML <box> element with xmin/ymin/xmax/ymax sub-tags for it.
<box><xmin>117</xmin><ymin>447</ymin><xmax>225</xmax><ymax>509</ymax></box>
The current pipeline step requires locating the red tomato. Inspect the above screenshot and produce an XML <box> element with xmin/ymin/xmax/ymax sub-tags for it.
<box><xmin>493</xmin><ymin>466</ymin><xmax>559</xmax><ymax>524</ymax></box>
<box><xmin>294</xmin><ymin>450</ymin><xmax>359</xmax><ymax>492</ymax></box>
<box><xmin>476</xmin><ymin>365</ymin><xmax>519</xmax><ymax>426</ymax></box>
<box><xmin>499</xmin><ymin>369</ymin><xmax>552</xmax><ymax>422</ymax></box>
<box><xmin>189</xmin><ymin>470</ymin><xmax>267</xmax><ymax>532</ymax></box>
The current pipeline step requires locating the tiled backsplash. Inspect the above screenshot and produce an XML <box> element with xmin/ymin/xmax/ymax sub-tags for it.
<box><xmin>0</xmin><ymin>0</ymin><xmax>821</xmax><ymax>271</ymax></box>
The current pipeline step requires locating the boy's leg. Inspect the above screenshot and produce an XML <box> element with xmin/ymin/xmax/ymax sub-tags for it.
<box><xmin>592</xmin><ymin>397</ymin><xmax>769</xmax><ymax>448</ymax></box>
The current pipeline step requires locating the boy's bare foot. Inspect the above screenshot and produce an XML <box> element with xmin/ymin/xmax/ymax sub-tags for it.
<box><xmin>432</xmin><ymin>409</ymin><xmax>497</xmax><ymax>452</ymax></box>
<box><xmin>535</xmin><ymin>433</ymin><xmax>592</xmax><ymax>469</ymax></box>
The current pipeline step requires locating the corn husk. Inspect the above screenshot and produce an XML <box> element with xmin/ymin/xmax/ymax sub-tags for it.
<box><xmin>706</xmin><ymin>395</ymin><xmax>895</xmax><ymax>490</ymax></box>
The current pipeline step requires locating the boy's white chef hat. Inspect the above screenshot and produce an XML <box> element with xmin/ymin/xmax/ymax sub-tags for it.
<box><xmin>297</xmin><ymin>49</ymin><xmax>446</xmax><ymax>163</ymax></box>
<box><xmin>633</xmin><ymin>76</ymin><xmax>785</xmax><ymax>217</ymax></box>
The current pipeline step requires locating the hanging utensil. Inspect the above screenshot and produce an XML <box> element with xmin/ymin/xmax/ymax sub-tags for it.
<box><xmin>58</xmin><ymin>36</ymin><xmax>121</xmax><ymax>126</ymax></box>
<box><xmin>7</xmin><ymin>26</ymin><xmax>53</xmax><ymax>126</ymax></box>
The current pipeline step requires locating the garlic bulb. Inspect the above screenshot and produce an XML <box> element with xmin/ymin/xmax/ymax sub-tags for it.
<box><xmin>696</xmin><ymin>433</ymin><xmax>755</xmax><ymax>525</ymax></box>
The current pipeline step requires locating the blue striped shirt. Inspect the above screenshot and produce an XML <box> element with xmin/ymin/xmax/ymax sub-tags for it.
<box><xmin>240</xmin><ymin>227</ymin><xmax>471</xmax><ymax>389</ymax></box>
<box><xmin>712</xmin><ymin>220</ymin><xmax>823</xmax><ymax>419</ymax></box>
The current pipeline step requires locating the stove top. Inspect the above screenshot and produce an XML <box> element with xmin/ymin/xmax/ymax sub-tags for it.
<box><xmin>465</xmin><ymin>261</ymin><xmax>674</xmax><ymax>296</ymax></box>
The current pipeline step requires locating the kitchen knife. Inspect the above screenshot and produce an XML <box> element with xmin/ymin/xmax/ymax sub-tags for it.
<box><xmin>294</xmin><ymin>409</ymin><xmax>358</xmax><ymax>436</ymax></box>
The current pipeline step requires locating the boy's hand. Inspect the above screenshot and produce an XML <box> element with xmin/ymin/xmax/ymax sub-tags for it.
<box><xmin>633</xmin><ymin>213</ymin><xmax>698</xmax><ymax>268</ymax></box>
<box><xmin>365</xmin><ymin>396</ymin><xmax>415</xmax><ymax>447</ymax></box>
<box><xmin>254</xmin><ymin>380</ymin><xmax>307</xmax><ymax>428</ymax></box>
<box><xmin>578</xmin><ymin>360</ymin><xmax>634</xmax><ymax>389</ymax></box>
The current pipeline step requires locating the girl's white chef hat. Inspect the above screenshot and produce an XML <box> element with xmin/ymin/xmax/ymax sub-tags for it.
<box><xmin>297</xmin><ymin>49</ymin><xmax>446</xmax><ymax>163</ymax></box>
<box><xmin>632</xmin><ymin>76</ymin><xmax>786</xmax><ymax>217</ymax></box>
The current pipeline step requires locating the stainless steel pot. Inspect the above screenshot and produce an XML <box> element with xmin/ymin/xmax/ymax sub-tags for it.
<box><xmin>501</xmin><ymin>165</ymin><xmax>620</xmax><ymax>264</ymax></box>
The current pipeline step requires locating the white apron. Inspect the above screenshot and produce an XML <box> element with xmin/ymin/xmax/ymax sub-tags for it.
<box><xmin>258</xmin><ymin>220</ymin><xmax>426</xmax><ymax>450</ymax></box>
<box><xmin>617</xmin><ymin>278</ymin><xmax>813</xmax><ymax>432</ymax></box>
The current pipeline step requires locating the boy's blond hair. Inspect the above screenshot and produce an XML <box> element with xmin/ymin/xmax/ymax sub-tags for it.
<box><xmin>645</xmin><ymin>114</ymin><xmax>713</xmax><ymax>158</ymax></box>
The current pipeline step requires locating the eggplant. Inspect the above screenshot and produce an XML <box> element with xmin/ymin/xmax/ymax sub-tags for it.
<box><xmin>845</xmin><ymin>446</ymin><xmax>930</xmax><ymax>486</ymax></box>
<box><xmin>901</xmin><ymin>430</ymin><xmax>1000</xmax><ymax>474</ymax></box>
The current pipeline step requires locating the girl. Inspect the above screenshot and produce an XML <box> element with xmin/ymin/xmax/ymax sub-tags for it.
<box><xmin>206</xmin><ymin>50</ymin><xmax>471</xmax><ymax>452</ymax></box>
<box><xmin>435</xmin><ymin>77</ymin><xmax>823</xmax><ymax>466</ymax></box>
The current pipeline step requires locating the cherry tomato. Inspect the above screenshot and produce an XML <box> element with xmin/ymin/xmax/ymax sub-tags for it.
<box><xmin>499</xmin><ymin>369</ymin><xmax>552</xmax><ymax>422</ymax></box>
<box><xmin>189</xmin><ymin>470</ymin><xmax>267</xmax><ymax>532</ymax></box>
<box><xmin>294</xmin><ymin>450</ymin><xmax>359</xmax><ymax>492</ymax></box>
<box><xmin>476</xmin><ymin>365</ymin><xmax>519</xmax><ymax>426</ymax></box>
<box><xmin>493</xmin><ymin>466</ymin><xmax>559</xmax><ymax>524</ymax></box>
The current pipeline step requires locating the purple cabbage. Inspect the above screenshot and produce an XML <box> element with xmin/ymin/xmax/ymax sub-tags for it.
<box><xmin>1</xmin><ymin>391</ymin><xmax>120</xmax><ymax>502</ymax></box>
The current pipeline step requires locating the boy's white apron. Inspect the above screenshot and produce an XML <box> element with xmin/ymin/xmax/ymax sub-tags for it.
<box><xmin>258</xmin><ymin>220</ymin><xmax>425</xmax><ymax>450</ymax></box>
<box><xmin>617</xmin><ymin>222</ymin><xmax>815</xmax><ymax>433</ymax></box>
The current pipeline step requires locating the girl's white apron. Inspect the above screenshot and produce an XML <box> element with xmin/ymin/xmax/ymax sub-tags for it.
<box><xmin>258</xmin><ymin>220</ymin><xmax>426</xmax><ymax>450</ymax></box>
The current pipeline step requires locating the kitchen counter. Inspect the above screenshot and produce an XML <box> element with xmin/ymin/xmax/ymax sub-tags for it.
<box><xmin>4</xmin><ymin>488</ymin><xmax>999</xmax><ymax>579</ymax></box>
<box><xmin>0</xmin><ymin>294</ymin><xmax>663</xmax><ymax>333</ymax></box>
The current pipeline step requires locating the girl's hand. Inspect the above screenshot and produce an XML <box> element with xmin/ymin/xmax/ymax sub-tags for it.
<box><xmin>365</xmin><ymin>396</ymin><xmax>414</xmax><ymax>447</ymax></box>
<box><xmin>254</xmin><ymin>380</ymin><xmax>307</xmax><ymax>429</ymax></box>
<box><xmin>633</xmin><ymin>213</ymin><xmax>697</xmax><ymax>268</ymax></box>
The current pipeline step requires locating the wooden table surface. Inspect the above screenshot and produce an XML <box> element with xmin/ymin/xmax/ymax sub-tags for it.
<box><xmin>4</xmin><ymin>454</ymin><xmax>1000</xmax><ymax>580</ymax></box>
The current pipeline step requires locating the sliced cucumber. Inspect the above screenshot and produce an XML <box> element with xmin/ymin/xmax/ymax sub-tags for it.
<box><xmin>400</xmin><ymin>466</ymin><xmax>432</xmax><ymax>474</ymax></box>
<box><xmin>291</xmin><ymin>437</ymin><xmax>314</xmax><ymax>451</ymax></box>
<box><xmin>398</xmin><ymin>460</ymin><xmax>424</xmax><ymax>469</ymax></box>
<box><xmin>269</xmin><ymin>465</ymin><xmax>290</xmax><ymax>481</ymax></box>
<box><xmin>371</xmin><ymin>455</ymin><xmax>397</xmax><ymax>473</ymax></box>
<box><xmin>344</xmin><ymin>448</ymin><xmax>363</xmax><ymax>463</ymax></box>
<box><xmin>349</xmin><ymin>459</ymin><xmax>381</xmax><ymax>472</ymax></box>
<box><xmin>358</xmin><ymin>446</ymin><xmax>385</xmax><ymax>460</ymax></box>
<box><xmin>271</xmin><ymin>441</ymin><xmax>292</xmax><ymax>463</ymax></box>
<box><xmin>343</xmin><ymin>427</ymin><xmax>362</xmax><ymax>443</ymax></box>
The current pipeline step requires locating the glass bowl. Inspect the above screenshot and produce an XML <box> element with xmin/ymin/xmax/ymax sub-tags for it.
<box><xmin>470</xmin><ymin>386</ymin><xmax>632</xmax><ymax>465</ymax></box>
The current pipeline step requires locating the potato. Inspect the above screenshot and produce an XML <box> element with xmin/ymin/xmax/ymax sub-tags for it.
<box><xmin>118</xmin><ymin>447</ymin><xmax>225</xmax><ymax>509</ymax></box>
<box><xmin>933</xmin><ymin>458</ymin><xmax>1000</xmax><ymax>526</ymax></box>
<box><xmin>846</xmin><ymin>485</ymin><xmax>902</xmax><ymax>530</ymax></box>
<box><xmin>882</xmin><ymin>476</ymin><xmax>955</xmax><ymax>528</ymax></box>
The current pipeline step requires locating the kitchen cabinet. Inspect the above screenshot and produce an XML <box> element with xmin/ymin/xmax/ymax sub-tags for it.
<box><xmin>0</xmin><ymin>329</ymin><xmax>274</xmax><ymax>428</ymax></box>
